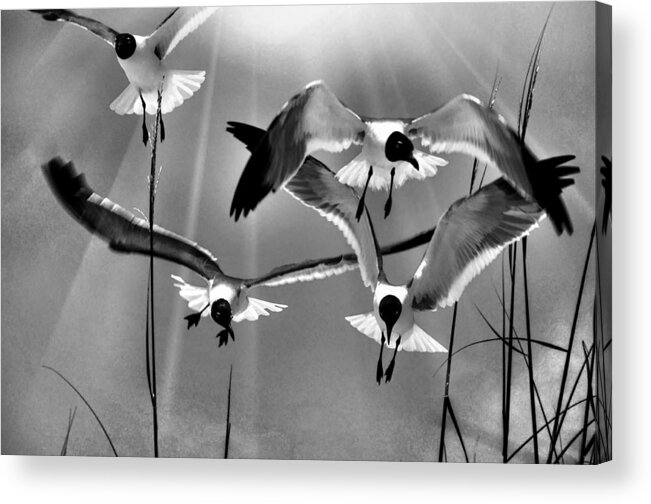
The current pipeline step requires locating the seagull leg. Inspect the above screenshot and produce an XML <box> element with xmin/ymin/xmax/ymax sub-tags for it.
<box><xmin>139</xmin><ymin>92</ymin><xmax>149</xmax><ymax>147</ymax></box>
<box><xmin>156</xmin><ymin>87</ymin><xmax>165</xmax><ymax>143</ymax></box>
<box><xmin>355</xmin><ymin>166</ymin><xmax>374</xmax><ymax>221</ymax></box>
<box><xmin>384</xmin><ymin>335</ymin><xmax>401</xmax><ymax>383</ymax></box>
<box><xmin>384</xmin><ymin>167</ymin><xmax>396</xmax><ymax>219</ymax></box>
<box><xmin>376</xmin><ymin>332</ymin><xmax>385</xmax><ymax>385</ymax></box>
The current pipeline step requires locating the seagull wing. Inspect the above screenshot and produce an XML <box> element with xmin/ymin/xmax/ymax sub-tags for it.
<box><xmin>229</xmin><ymin>80</ymin><xmax>365</xmax><ymax>220</ymax></box>
<box><xmin>228</xmin><ymin>121</ymin><xmax>380</xmax><ymax>290</ymax></box>
<box><xmin>409</xmin><ymin>178</ymin><xmax>544</xmax><ymax>311</ymax></box>
<box><xmin>147</xmin><ymin>7</ymin><xmax>218</xmax><ymax>59</ymax></box>
<box><xmin>409</xmin><ymin>94</ymin><xmax>536</xmax><ymax>196</ymax></box>
<box><xmin>30</xmin><ymin>9</ymin><xmax>118</xmax><ymax>46</ymax></box>
<box><xmin>42</xmin><ymin>157</ymin><xmax>223</xmax><ymax>280</ymax></box>
<box><xmin>408</xmin><ymin>95</ymin><xmax>580</xmax><ymax>235</ymax></box>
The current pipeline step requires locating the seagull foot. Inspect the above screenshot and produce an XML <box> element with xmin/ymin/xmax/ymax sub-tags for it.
<box><xmin>384</xmin><ymin>360</ymin><xmax>396</xmax><ymax>383</ymax></box>
<box><xmin>383</xmin><ymin>195</ymin><xmax>392</xmax><ymax>219</ymax></box>
<box><xmin>217</xmin><ymin>329</ymin><xmax>230</xmax><ymax>347</ymax></box>
<box><xmin>184</xmin><ymin>312</ymin><xmax>202</xmax><ymax>329</ymax></box>
<box><xmin>142</xmin><ymin>120</ymin><xmax>149</xmax><ymax>147</ymax></box>
<box><xmin>376</xmin><ymin>359</ymin><xmax>384</xmax><ymax>385</ymax></box>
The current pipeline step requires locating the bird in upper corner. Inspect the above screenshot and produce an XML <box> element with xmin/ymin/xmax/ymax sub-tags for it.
<box><xmin>272</xmin><ymin>127</ymin><xmax>579</xmax><ymax>383</ymax></box>
<box><xmin>228</xmin><ymin>80</ymin><xmax>578</xmax><ymax>235</ymax></box>
<box><xmin>41</xmin><ymin>156</ymin><xmax>434</xmax><ymax>346</ymax></box>
<box><xmin>31</xmin><ymin>7</ymin><xmax>218</xmax><ymax>146</ymax></box>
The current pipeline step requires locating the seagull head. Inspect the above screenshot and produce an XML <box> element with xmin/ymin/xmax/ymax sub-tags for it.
<box><xmin>211</xmin><ymin>298</ymin><xmax>235</xmax><ymax>347</ymax></box>
<box><xmin>115</xmin><ymin>33</ymin><xmax>137</xmax><ymax>60</ymax></box>
<box><xmin>385</xmin><ymin>131</ymin><xmax>419</xmax><ymax>170</ymax></box>
<box><xmin>379</xmin><ymin>295</ymin><xmax>403</xmax><ymax>345</ymax></box>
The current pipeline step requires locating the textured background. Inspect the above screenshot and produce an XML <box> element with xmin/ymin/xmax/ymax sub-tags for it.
<box><xmin>1</xmin><ymin>3</ymin><xmax>607</xmax><ymax>462</ymax></box>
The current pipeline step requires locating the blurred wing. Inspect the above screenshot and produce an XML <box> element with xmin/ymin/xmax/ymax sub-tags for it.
<box><xmin>148</xmin><ymin>7</ymin><xmax>218</xmax><ymax>59</ymax></box>
<box><xmin>229</xmin><ymin>80</ymin><xmax>365</xmax><ymax>220</ymax></box>
<box><xmin>410</xmin><ymin>178</ymin><xmax>544</xmax><ymax>311</ymax></box>
<box><xmin>408</xmin><ymin>94</ymin><xmax>536</xmax><ymax>199</ymax></box>
<box><xmin>30</xmin><ymin>9</ymin><xmax>118</xmax><ymax>46</ymax></box>
<box><xmin>280</xmin><ymin>158</ymin><xmax>381</xmax><ymax>290</ymax></box>
<box><xmin>42</xmin><ymin>157</ymin><xmax>223</xmax><ymax>280</ymax></box>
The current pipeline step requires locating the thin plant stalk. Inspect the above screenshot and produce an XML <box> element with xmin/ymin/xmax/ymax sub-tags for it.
<box><xmin>438</xmin><ymin>302</ymin><xmax>459</xmax><ymax>461</ymax></box>
<box><xmin>146</xmin><ymin>85</ymin><xmax>164</xmax><ymax>457</ymax></box>
<box><xmin>522</xmin><ymin>238</ymin><xmax>539</xmax><ymax>462</ymax></box>
<box><xmin>43</xmin><ymin>365</ymin><xmax>118</xmax><ymax>456</ymax></box>
<box><xmin>60</xmin><ymin>407</ymin><xmax>77</xmax><ymax>456</ymax></box>
<box><xmin>546</xmin><ymin>223</ymin><xmax>596</xmax><ymax>462</ymax></box>
<box><xmin>224</xmin><ymin>365</ymin><xmax>233</xmax><ymax>459</ymax></box>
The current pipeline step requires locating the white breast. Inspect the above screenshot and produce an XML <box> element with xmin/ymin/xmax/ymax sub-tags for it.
<box><xmin>373</xmin><ymin>282</ymin><xmax>414</xmax><ymax>338</ymax></box>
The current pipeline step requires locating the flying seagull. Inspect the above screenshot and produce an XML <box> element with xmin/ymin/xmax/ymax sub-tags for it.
<box><xmin>276</xmin><ymin>137</ymin><xmax>579</xmax><ymax>383</ymax></box>
<box><xmin>31</xmin><ymin>7</ymin><xmax>218</xmax><ymax>146</ymax></box>
<box><xmin>41</xmin><ymin>156</ymin><xmax>435</xmax><ymax>345</ymax></box>
<box><xmin>229</xmin><ymin>80</ymin><xmax>578</xmax><ymax>235</ymax></box>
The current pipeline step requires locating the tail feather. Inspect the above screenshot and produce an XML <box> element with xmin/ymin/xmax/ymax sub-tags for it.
<box><xmin>233</xmin><ymin>297</ymin><xmax>288</xmax><ymax>322</ymax></box>
<box><xmin>526</xmin><ymin>153</ymin><xmax>580</xmax><ymax>235</ymax></box>
<box><xmin>109</xmin><ymin>70</ymin><xmax>205</xmax><ymax>116</ymax></box>
<box><xmin>345</xmin><ymin>313</ymin><xmax>447</xmax><ymax>353</ymax></box>
<box><xmin>171</xmin><ymin>274</ymin><xmax>211</xmax><ymax>316</ymax></box>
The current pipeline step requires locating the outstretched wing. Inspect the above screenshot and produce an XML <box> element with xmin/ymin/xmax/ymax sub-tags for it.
<box><xmin>42</xmin><ymin>157</ymin><xmax>223</xmax><ymax>280</ymax></box>
<box><xmin>229</xmin><ymin>80</ymin><xmax>365</xmax><ymax>220</ymax></box>
<box><xmin>408</xmin><ymin>95</ymin><xmax>579</xmax><ymax>235</ymax></box>
<box><xmin>30</xmin><ymin>9</ymin><xmax>118</xmax><ymax>46</ymax></box>
<box><xmin>147</xmin><ymin>7</ymin><xmax>218</xmax><ymax>59</ymax></box>
<box><xmin>410</xmin><ymin>178</ymin><xmax>544</xmax><ymax>311</ymax></box>
<box><xmin>227</xmin><ymin>121</ymin><xmax>380</xmax><ymax>290</ymax></box>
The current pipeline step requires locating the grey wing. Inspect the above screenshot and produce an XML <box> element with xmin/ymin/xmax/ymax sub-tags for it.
<box><xmin>30</xmin><ymin>9</ymin><xmax>118</xmax><ymax>46</ymax></box>
<box><xmin>147</xmin><ymin>7</ymin><xmax>218</xmax><ymax>59</ymax></box>
<box><xmin>410</xmin><ymin>178</ymin><xmax>544</xmax><ymax>311</ymax></box>
<box><xmin>229</xmin><ymin>80</ymin><xmax>365</xmax><ymax>220</ymax></box>
<box><xmin>42</xmin><ymin>157</ymin><xmax>223</xmax><ymax>280</ymax></box>
<box><xmin>408</xmin><ymin>94</ymin><xmax>536</xmax><ymax>199</ymax></box>
<box><xmin>248</xmin><ymin>156</ymin><xmax>381</xmax><ymax>290</ymax></box>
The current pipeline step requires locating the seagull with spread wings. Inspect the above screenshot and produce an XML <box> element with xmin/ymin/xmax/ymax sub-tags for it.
<box><xmin>241</xmin><ymin>115</ymin><xmax>577</xmax><ymax>383</ymax></box>
<box><xmin>229</xmin><ymin>80</ymin><xmax>578</xmax><ymax>236</ymax></box>
<box><xmin>41</xmin><ymin>156</ymin><xmax>435</xmax><ymax>346</ymax></box>
<box><xmin>31</xmin><ymin>7</ymin><xmax>217</xmax><ymax>146</ymax></box>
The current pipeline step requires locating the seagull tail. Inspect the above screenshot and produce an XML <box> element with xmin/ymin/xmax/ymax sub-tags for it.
<box><xmin>109</xmin><ymin>70</ymin><xmax>206</xmax><ymax>116</ymax></box>
<box><xmin>171</xmin><ymin>274</ymin><xmax>211</xmax><ymax>316</ymax></box>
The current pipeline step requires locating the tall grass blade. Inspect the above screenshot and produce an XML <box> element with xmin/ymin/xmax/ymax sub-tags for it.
<box><xmin>438</xmin><ymin>302</ymin><xmax>459</xmax><ymax>462</ymax></box>
<box><xmin>60</xmin><ymin>406</ymin><xmax>77</xmax><ymax>456</ymax></box>
<box><xmin>224</xmin><ymin>364</ymin><xmax>233</xmax><ymax>459</ymax></box>
<box><xmin>145</xmin><ymin>85</ymin><xmax>164</xmax><ymax>457</ymax></box>
<box><xmin>43</xmin><ymin>365</ymin><xmax>118</xmax><ymax>456</ymax></box>
<box><xmin>546</xmin><ymin>224</ymin><xmax>596</xmax><ymax>462</ymax></box>
<box><xmin>522</xmin><ymin>238</ymin><xmax>539</xmax><ymax>462</ymax></box>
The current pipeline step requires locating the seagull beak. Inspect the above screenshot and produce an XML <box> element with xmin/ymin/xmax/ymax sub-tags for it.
<box><xmin>408</xmin><ymin>156</ymin><xmax>419</xmax><ymax>171</ymax></box>
<box><xmin>385</xmin><ymin>320</ymin><xmax>395</xmax><ymax>347</ymax></box>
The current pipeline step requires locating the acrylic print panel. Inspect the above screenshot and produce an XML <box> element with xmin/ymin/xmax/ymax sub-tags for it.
<box><xmin>1</xmin><ymin>2</ymin><xmax>611</xmax><ymax>463</ymax></box>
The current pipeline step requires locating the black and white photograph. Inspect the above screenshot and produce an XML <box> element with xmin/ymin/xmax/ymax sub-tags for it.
<box><xmin>2</xmin><ymin>0</ymin><xmax>612</xmax><ymax>477</ymax></box>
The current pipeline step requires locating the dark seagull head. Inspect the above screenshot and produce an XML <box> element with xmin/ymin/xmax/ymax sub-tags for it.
<box><xmin>115</xmin><ymin>33</ymin><xmax>137</xmax><ymax>60</ymax></box>
<box><xmin>378</xmin><ymin>294</ymin><xmax>403</xmax><ymax>346</ymax></box>
<box><xmin>211</xmin><ymin>299</ymin><xmax>235</xmax><ymax>347</ymax></box>
<box><xmin>385</xmin><ymin>131</ymin><xmax>419</xmax><ymax>170</ymax></box>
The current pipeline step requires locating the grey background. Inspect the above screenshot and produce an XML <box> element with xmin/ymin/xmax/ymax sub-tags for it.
<box><xmin>1</xmin><ymin>2</ymin><xmax>605</xmax><ymax>462</ymax></box>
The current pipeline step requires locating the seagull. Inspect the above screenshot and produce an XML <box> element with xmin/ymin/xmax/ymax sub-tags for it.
<box><xmin>31</xmin><ymin>7</ymin><xmax>218</xmax><ymax>146</ymax></box>
<box><xmin>280</xmin><ymin>141</ymin><xmax>579</xmax><ymax>383</ymax></box>
<box><xmin>229</xmin><ymin>80</ymin><xmax>446</xmax><ymax>221</ymax></box>
<box><xmin>229</xmin><ymin>80</ymin><xmax>578</xmax><ymax>235</ymax></box>
<box><xmin>41</xmin><ymin>156</ymin><xmax>436</xmax><ymax>345</ymax></box>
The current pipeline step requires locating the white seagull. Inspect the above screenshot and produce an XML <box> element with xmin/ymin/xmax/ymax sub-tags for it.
<box><xmin>229</xmin><ymin>80</ymin><xmax>577</xmax><ymax>235</ymax></box>
<box><xmin>41</xmin><ymin>156</ymin><xmax>434</xmax><ymax>345</ymax></box>
<box><xmin>31</xmin><ymin>7</ymin><xmax>218</xmax><ymax>146</ymax></box>
<box><xmin>280</xmin><ymin>143</ymin><xmax>578</xmax><ymax>383</ymax></box>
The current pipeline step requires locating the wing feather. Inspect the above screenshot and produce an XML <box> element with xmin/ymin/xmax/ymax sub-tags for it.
<box><xmin>409</xmin><ymin>94</ymin><xmax>536</xmax><ymax>198</ymax></box>
<box><xmin>229</xmin><ymin>81</ymin><xmax>365</xmax><ymax>220</ymax></box>
<box><xmin>147</xmin><ymin>7</ymin><xmax>218</xmax><ymax>59</ymax></box>
<box><xmin>410</xmin><ymin>178</ymin><xmax>544</xmax><ymax>311</ymax></box>
<box><xmin>41</xmin><ymin>157</ymin><xmax>223</xmax><ymax>280</ymax></box>
<box><xmin>30</xmin><ymin>9</ymin><xmax>118</xmax><ymax>46</ymax></box>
